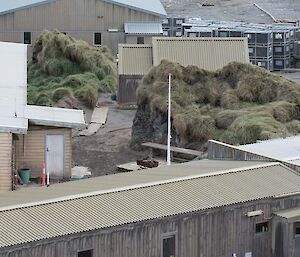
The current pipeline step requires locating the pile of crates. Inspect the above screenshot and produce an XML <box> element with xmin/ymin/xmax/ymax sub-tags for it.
<box><xmin>162</xmin><ymin>19</ymin><xmax>299</xmax><ymax>71</ymax></box>
<box><xmin>162</xmin><ymin>17</ymin><xmax>185</xmax><ymax>37</ymax></box>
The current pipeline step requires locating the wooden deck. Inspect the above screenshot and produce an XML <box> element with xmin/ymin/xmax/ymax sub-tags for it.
<box><xmin>141</xmin><ymin>142</ymin><xmax>203</xmax><ymax>156</ymax></box>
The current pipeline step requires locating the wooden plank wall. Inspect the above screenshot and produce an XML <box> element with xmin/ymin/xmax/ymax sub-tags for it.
<box><xmin>0</xmin><ymin>133</ymin><xmax>12</xmax><ymax>192</ymax></box>
<box><xmin>0</xmin><ymin>0</ymin><xmax>160</xmax><ymax>55</ymax></box>
<box><xmin>2</xmin><ymin>196</ymin><xmax>300</xmax><ymax>257</ymax></box>
<box><xmin>15</xmin><ymin>126</ymin><xmax>72</xmax><ymax>178</ymax></box>
<box><xmin>118</xmin><ymin>75</ymin><xmax>143</xmax><ymax>105</ymax></box>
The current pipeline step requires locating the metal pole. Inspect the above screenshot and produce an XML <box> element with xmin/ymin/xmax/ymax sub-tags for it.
<box><xmin>167</xmin><ymin>73</ymin><xmax>171</xmax><ymax>166</ymax></box>
<box><xmin>46</xmin><ymin>164</ymin><xmax>50</xmax><ymax>187</ymax></box>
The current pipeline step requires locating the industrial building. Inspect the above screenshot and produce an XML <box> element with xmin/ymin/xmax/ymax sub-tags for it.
<box><xmin>118</xmin><ymin>37</ymin><xmax>249</xmax><ymax>105</ymax></box>
<box><xmin>0</xmin><ymin>0</ymin><xmax>167</xmax><ymax>55</ymax></box>
<box><xmin>208</xmin><ymin>136</ymin><xmax>300</xmax><ymax>172</ymax></box>
<box><xmin>0</xmin><ymin>160</ymin><xmax>300</xmax><ymax>257</ymax></box>
<box><xmin>0</xmin><ymin>42</ymin><xmax>85</xmax><ymax>192</ymax></box>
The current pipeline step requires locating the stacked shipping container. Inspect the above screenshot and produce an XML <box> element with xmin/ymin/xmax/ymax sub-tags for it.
<box><xmin>162</xmin><ymin>19</ymin><xmax>299</xmax><ymax>71</ymax></box>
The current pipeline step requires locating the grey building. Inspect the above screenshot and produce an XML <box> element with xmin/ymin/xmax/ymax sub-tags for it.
<box><xmin>208</xmin><ymin>136</ymin><xmax>300</xmax><ymax>172</ymax></box>
<box><xmin>0</xmin><ymin>0</ymin><xmax>167</xmax><ymax>56</ymax></box>
<box><xmin>1</xmin><ymin>160</ymin><xmax>300</xmax><ymax>257</ymax></box>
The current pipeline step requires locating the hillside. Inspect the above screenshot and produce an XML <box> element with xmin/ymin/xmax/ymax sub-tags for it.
<box><xmin>28</xmin><ymin>30</ymin><xmax>117</xmax><ymax>108</ymax></box>
<box><xmin>131</xmin><ymin>61</ymin><xmax>300</xmax><ymax>149</ymax></box>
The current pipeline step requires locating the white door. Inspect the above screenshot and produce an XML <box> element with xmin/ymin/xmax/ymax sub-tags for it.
<box><xmin>46</xmin><ymin>135</ymin><xmax>64</xmax><ymax>178</ymax></box>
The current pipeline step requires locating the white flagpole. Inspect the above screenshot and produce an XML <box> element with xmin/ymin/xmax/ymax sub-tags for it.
<box><xmin>167</xmin><ymin>73</ymin><xmax>171</xmax><ymax>166</ymax></box>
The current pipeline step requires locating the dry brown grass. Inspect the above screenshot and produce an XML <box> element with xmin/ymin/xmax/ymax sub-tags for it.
<box><xmin>136</xmin><ymin>60</ymin><xmax>300</xmax><ymax>145</ymax></box>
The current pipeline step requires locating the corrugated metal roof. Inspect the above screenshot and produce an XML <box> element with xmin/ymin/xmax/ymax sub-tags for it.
<box><xmin>118</xmin><ymin>44</ymin><xmax>153</xmax><ymax>75</ymax></box>
<box><xmin>104</xmin><ymin>0</ymin><xmax>167</xmax><ymax>17</ymax></box>
<box><xmin>125</xmin><ymin>22</ymin><xmax>163</xmax><ymax>34</ymax></box>
<box><xmin>238</xmin><ymin>136</ymin><xmax>300</xmax><ymax>166</ymax></box>
<box><xmin>25</xmin><ymin>105</ymin><xmax>85</xmax><ymax>128</ymax></box>
<box><xmin>274</xmin><ymin>207</ymin><xmax>300</xmax><ymax>223</ymax></box>
<box><xmin>0</xmin><ymin>0</ymin><xmax>54</xmax><ymax>15</ymax></box>
<box><xmin>0</xmin><ymin>0</ymin><xmax>166</xmax><ymax>17</ymax></box>
<box><xmin>0</xmin><ymin>42</ymin><xmax>28</xmax><ymax>134</ymax></box>
<box><xmin>1</xmin><ymin>161</ymin><xmax>300</xmax><ymax>248</ymax></box>
<box><xmin>152</xmin><ymin>37</ymin><xmax>250</xmax><ymax>70</ymax></box>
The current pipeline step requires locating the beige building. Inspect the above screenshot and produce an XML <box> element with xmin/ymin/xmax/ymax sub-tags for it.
<box><xmin>0</xmin><ymin>42</ymin><xmax>85</xmax><ymax>192</ymax></box>
<box><xmin>118</xmin><ymin>37</ymin><xmax>250</xmax><ymax>105</ymax></box>
<box><xmin>0</xmin><ymin>0</ymin><xmax>167</xmax><ymax>55</ymax></box>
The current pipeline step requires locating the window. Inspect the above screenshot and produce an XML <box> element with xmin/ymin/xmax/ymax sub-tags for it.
<box><xmin>24</xmin><ymin>32</ymin><xmax>31</xmax><ymax>45</ymax></box>
<box><xmin>256</xmin><ymin>222</ymin><xmax>269</xmax><ymax>233</ymax></box>
<box><xmin>78</xmin><ymin>249</ymin><xmax>93</xmax><ymax>257</ymax></box>
<box><xmin>162</xmin><ymin>234</ymin><xmax>176</xmax><ymax>257</ymax></box>
<box><xmin>274</xmin><ymin>46</ymin><xmax>282</xmax><ymax>53</ymax></box>
<box><xmin>137</xmin><ymin>37</ymin><xmax>144</xmax><ymax>44</ymax></box>
<box><xmin>175</xmin><ymin>19</ymin><xmax>183</xmax><ymax>25</ymax></box>
<box><xmin>94</xmin><ymin>33</ymin><xmax>102</xmax><ymax>46</ymax></box>
<box><xmin>295</xmin><ymin>222</ymin><xmax>300</xmax><ymax>237</ymax></box>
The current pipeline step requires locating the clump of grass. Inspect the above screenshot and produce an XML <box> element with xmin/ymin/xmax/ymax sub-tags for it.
<box><xmin>28</xmin><ymin>30</ymin><xmax>117</xmax><ymax>107</ymax></box>
<box><xmin>134</xmin><ymin>60</ymin><xmax>300</xmax><ymax>146</ymax></box>
<box><xmin>52</xmin><ymin>87</ymin><xmax>72</xmax><ymax>102</ymax></box>
<box><xmin>74</xmin><ymin>86</ymin><xmax>98</xmax><ymax>108</ymax></box>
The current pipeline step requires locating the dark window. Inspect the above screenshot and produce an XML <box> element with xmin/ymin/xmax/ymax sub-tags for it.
<box><xmin>24</xmin><ymin>32</ymin><xmax>31</xmax><ymax>44</ymax></box>
<box><xmin>94</xmin><ymin>33</ymin><xmax>101</xmax><ymax>45</ymax></box>
<box><xmin>137</xmin><ymin>37</ymin><xmax>144</xmax><ymax>44</ymax></box>
<box><xmin>256</xmin><ymin>222</ymin><xmax>269</xmax><ymax>233</ymax></box>
<box><xmin>162</xmin><ymin>234</ymin><xmax>176</xmax><ymax>257</ymax></box>
<box><xmin>78</xmin><ymin>249</ymin><xmax>93</xmax><ymax>257</ymax></box>
<box><xmin>295</xmin><ymin>222</ymin><xmax>300</xmax><ymax>236</ymax></box>
<box><xmin>61</xmin><ymin>32</ymin><xmax>67</xmax><ymax>35</ymax></box>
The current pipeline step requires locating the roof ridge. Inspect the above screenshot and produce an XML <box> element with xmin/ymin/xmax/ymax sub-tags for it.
<box><xmin>0</xmin><ymin>162</ymin><xmax>281</xmax><ymax>213</ymax></box>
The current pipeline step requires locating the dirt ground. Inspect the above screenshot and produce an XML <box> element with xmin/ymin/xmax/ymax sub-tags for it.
<box><xmin>72</xmin><ymin>94</ymin><xmax>146</xmax><ymax>176</ymax></box>
<box><xmin>162</xmin><ymin>0</ymin><xmax>300</xmax><ymax>23</ymax></box>
<box><xmin>71</xmin><ymin>69</ymin><xmax>300</xmax><ymax>177</ymax></box>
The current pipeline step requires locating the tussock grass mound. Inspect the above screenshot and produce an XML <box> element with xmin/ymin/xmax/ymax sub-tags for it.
<box><xmin>134</xmin><ymin>61</ymin><xmax>300</xmax><ymax>146</ymax></box>
<box><xmin>28</xmin><ymin>30</ymin><xmax>117</xmax><ymax>107</ymax></box>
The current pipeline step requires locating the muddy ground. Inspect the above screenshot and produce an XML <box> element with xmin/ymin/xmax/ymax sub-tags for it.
<box><xmin>72</xmin><ymin>95</ymin><xmax>146</xmax><ymax>176</ymax></box>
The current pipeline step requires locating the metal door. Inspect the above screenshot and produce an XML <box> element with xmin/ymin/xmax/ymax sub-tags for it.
<box><xmin>46</xmin><ymin>135</ymin><xmax>64</xmax><ymax>178</ymax></box>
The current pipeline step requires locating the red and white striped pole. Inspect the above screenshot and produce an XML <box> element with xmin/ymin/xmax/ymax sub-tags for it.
<box><xmin>42</xmin><ymin>163</ymin><xmax>46</xmax><ymax>186</ymax></box>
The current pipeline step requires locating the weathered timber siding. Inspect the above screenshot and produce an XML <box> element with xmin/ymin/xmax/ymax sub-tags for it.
<box><xmin>1</xmin><ymin>196</ymin><xmax>300</xmax><ymax>257</ymax></box>
<box><xmin>208</xmin><ymin>140</ymin><xmax>300</xmax><ymax>172</ymax></box>
<box><xmin>0</xmin><ymin>0</ymin><xmax>160</xmax><ymax>55</ymax></box>
<box><xmin>15</xmin><ymin>126</ymin><xmax>72</xmax><ymax>178</ymax></box>
<box><xmin>0</xmin><ymin>133</ymin><xmax>12</xmax><ymax>192</ymax></box>
<box><xmin>118</xmin><ymin>75</ymin><xmax>143</xmax><ymax>105</ymax></box>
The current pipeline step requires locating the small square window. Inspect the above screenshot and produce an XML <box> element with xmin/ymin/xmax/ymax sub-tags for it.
<box><xmin>94</xmin><ymin>33</ymin><xmax>102</xmax><ymax>46</ymax></box>
<box><xmin>295</xmin><ymin>222</ymin><xmax>300</xmax><ymax>236</ymax></box>
<box><xmin>24</xmin><ymin>32</ymin><xmax>31</xmax><ymax>45</ymax></box>
<box><xmin>78</xmin><ymin>249</ymin><xmax>93</xmax><ymax>257</ymax></box>
<box><xmin>256</xmin><ymin>222</ymin><xmax>269</xmax><ymax>233</ymax></box>
<box><xmin>137</xmin><ymin>37</ymin><xmax>144</xmax><ymax>44</ymax></box>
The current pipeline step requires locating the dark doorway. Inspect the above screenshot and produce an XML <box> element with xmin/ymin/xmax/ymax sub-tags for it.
<box><xmin>162</xmin><ymin>234</ymin><xmax>176</xmax><ymax>257</ymax></box>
